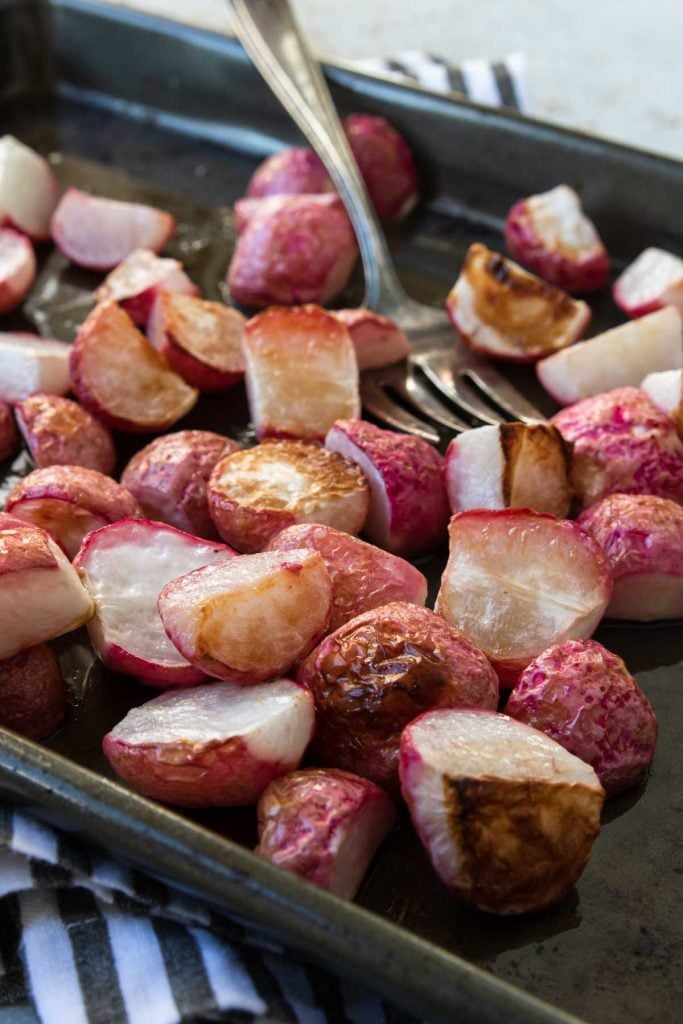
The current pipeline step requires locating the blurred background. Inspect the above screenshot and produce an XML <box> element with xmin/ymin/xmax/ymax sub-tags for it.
<box><xmin>103</xmin><ymin>0</ymin><xmax>682</xmax><ymax>160</ymax></box>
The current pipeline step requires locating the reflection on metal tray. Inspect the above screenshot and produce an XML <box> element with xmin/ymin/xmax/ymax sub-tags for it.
<box><xmin>0</xmin><ymin>3</ymin><xmax>682</xmax><ymax>1024</ymax></box>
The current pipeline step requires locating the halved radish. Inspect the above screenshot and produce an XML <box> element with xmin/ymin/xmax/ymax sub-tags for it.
<box><xmin>246</xmin><ymin>147</ymin><xmax>334</xmax><ymax>199</ymax></box>
<box><xmin>537</xmin><ymin>306</ymin><xmax>682</xmax><ymax>406</ymax></box>
<box><xmin>207</xmin><ymin>441</ymin><xmax>369</xmax><ymax>553</ymax></box>
<box><xmin>504</xmin><ymin>185</ymin><xmax>610</xmax><ymax>293</ymax></box>
<box><xmin>94</xmin><ymin>249</ymin><xmax>199</xmax><ymax>325</ymax></box>
<box><xmin>446</xmin><ymin>243</ymin><xmax>591</xmax><ymax>361</ymax></box>
<box><xmin>0</xmin><ymin>643</ymin><xmax>68</xmax><ymax>741</ymax></box>
<box><xmin>147</xmin><ymin>291</ymin><xmax>245</xmax><ymax>392</ymax></box>
<box><xmin>343</xmin><ymin>113</ymin><xmax>419</xmax><ymax>221</ymax></box>
<box><xmin>14</xmin><ymin>394</ymin><xmax>116</xmax><ymax>474</ymax></box>
<box><xmin>332</xmin><ymin>308</ymin><xmax>411</xmax><ymax>369</ymax></box>
<box><xmin>4</xmin><ymin>465</ymin><xmax>142</xmax><ymax>559</ymax></box>
<box><xmin>158</xmin><ymin>549</ymin><xmax>332</xmax><ymax>685</ymax></box>
<box><xmin>0</xmin><ymin>400</ymin><xmax>18</xmax><ymax>460</ymax></box>
<box><xmin>640</xmin><ymin>368</ymin><xmax>683</xmax><ymax>436</ymax></box>
<box><xmin>0</xmin><ymin>333</ymin><xmax>71</xmax><ymax>404</ymax></box>
<box><xmin>103</xmin><ymin>679</ymin><xmax>315</xmax><ymax>806</ymax></box>
<box><xmin>74</xmin><ymin>519</ymin><xmax>237</xmax><ymax>687</ymax></box>
<box><xmin>325</xmin><ymin>418</ymin><xmax>449</xmax><ymax>557</ymax></box>
<box><xmin>0</xmin><ymin>228</ymin><xmax>36</xmax><ymax>314</ymax></box>
<box><xmin>0</xmin><ymin>136</ymin><xmax>60</xmax><ymax>241</ymax></box>
<box><xmin>243</xmin><ymin>305</ymin><xmax>360</xmax><ymax>440</ymax></box>
<box><xmin>613</xmin><ymin>248</ymin><xmax>683</xmax><ymax>317</ymax></box>
<box><xmin>257</xmin><ymin>768</ymin><xmax>396</xmax><ymax>899</ymax></box>
<box><xmin>69</xmin><ymin>301</ymin><xmax>198</xmax><ymax>432</ymax></box>
<box><xmin>0</xmin><ymin>520</ymin><xmax>94</xmax><ymax>658</ymax></box>
<box><xmin>399</xmin><ymin>709</ymin><xmax>604</xmax><ymax>914</ymax></box>
<box><xmin>435</xmin><ymin>509</ymin><xmax>613</xmax><ymax>682</ymax></box>
<box><xmin>444</xmin><ymin>421</ymin><xmax>573</xmax><ymax>517</ymax></box>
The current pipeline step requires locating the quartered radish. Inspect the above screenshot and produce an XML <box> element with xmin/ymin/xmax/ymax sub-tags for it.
<box><xmin>640</xmin><ymin>368</ymin><xmax>683</xmax><ymax>436</ymax></box>
<box><xmin>0</xmin><ymin>333</ymin><xmax>71</xmax><ymax>404</ymax></box>
<box><xmin>0</xmin><ymin>228</ymin><xmax>36</xmax><ymax>314</ymax></box>
<box><xmin>0</xmin><ymin>643</ymin><xmax>68</xmax><ymax>741</ymax></box>
<box><xmin>0</xmin><ymin>136</ymin><xmax>60</xmax><ymax>240</ymax></box>
<box><xmin>613</xmin><ymin>247</ymin><xmax>683</xmax><ymax>317</ymax></box>
<box><xmin>15</xmin><ymin>393</ymin><xmax>116</xmax><ymax>474</ymax></box>
<box><xmin>94</xmin><ymin>248</ymin><xmax>198</xmax><ymax>325</ymax></box>
<box><xmin>343</xmin><ymin>113</ymin><xmax>419</xmax><ymax>221</ymax></box>
<box><xmin>0</xmin><ymin>400</ymin><xmax>18</xmax><ymax>460</ymax></box>
<box><xmin>246</xmin><ymin>147</ymin><xmax>334</xmax><ymax>199</ymax></box>
<box><xmin>332</xmin><ymin>308</ymin><xmax>412</xmax><ymax>369</ymax></box>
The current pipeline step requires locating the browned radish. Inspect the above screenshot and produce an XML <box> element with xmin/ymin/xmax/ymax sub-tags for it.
<box><xmin>613</xmin><ymin>248</ymin><xmax>683</xmax><ymax>317</ymax></box>
<box><xmin>0</xmin><ymin>334</ymin><xmax>71</xmax><ymax>404</ymax></box>
<box><xmin>0</xmin><ymin>228</ymin><xmax>36</xmax><ymax>314</ymax></box>
<box><xmin>0</xmin><ymin>136</ymin><xmax>60</xmax><ymax>240</ymax></box>
<box><xmin>0</xmin><ymin>644</ymin><xmax>68</xmax><ymax>741</ymax></box>
<box><xmin>332</xmin><ymin>308</ymin><xmax>411</xmax><ymax>369</ymax></box>
<box><xmin>94</xmin><ymin>249</ymin><xmax>198</xmax><ymax>325</ymax></box>
<box><xmin>343</xmin><ymin>113</ymin><xmax>419</xmax><ymax>221</ymax></box>
<box><xmin>15</xmin><ymin>394</ymin><xmax>116</xmax><ymax>474</ymax></box>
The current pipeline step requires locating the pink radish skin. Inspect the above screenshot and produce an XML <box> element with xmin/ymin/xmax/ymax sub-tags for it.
<box><xmin>0</xmin><ymin>136</ymin><xmax>60</xmax><ymax>241</ymax></box>
<box><xmin>640</xmin><ymin>369</ymin><xmax>683</xmax><ymax>437</ymax></box>
<box><xmin>0</xmin><ymin>228</ymin><xmax>36</xmax><ymax>314</ymax></box>
<box><xmin>103</xmin><ymin>680</ymin><xmax>315</xmax><ymax>807</ymax></box>
<box><xmin>14</xmin><ymin>394</ymin><xmax>116</xmax><ymax>474</ymax></box>
<box><xmin>613</xmin><ymin>248</ymin><xmax>683</xmax><ymax>317</ymax></box>
<box><xmin>551</xmin><ymin>387</ymin><xmax>683</xmax><ymax>509</ymax></box>
<box><xmin>228</xmin><ymin>194</ymin><xmax>357</xmax><ymax>307</ymax></box>
<box><xmin>5</xmin><ymin>466</ymin><xmax>142</xmax><ymax>559</ymax></box>
<box><xmin>0</xmin><ymin>334</ymin><xmax>71</xmax><ymax>404</ymax></box>
<box><xmin>158</xmin><ymin>549</ymin><xmax>333</xmax><ymax>685</ymax></box>
<box><xmin>266</xmin><ymin>523</ymin><xmax>427</xmax><ymax>630</ymax></box>
<box><xmin>94</xmin><ymin>249</ymin><xmax>199</xmax><ymax>325</ymax></box>
<box><xmin>577</xmin><ymin>493</ymin><xmax>683</xmax><ymax>620</ymax></box>
<box><xmin>506</xmin><ymin>639</ymin><xmax>657</xmax><ymax>795</ymax></box>
<box><xmin>298</xmin><ymin>602</ymin><xmax>499</xmax><ymax>792</ymax></box>
<box><xmin>436</xmin><ymin>509</ymin><xmax>613</xmax><ymax>684</ymax></box>
<box><xmin>0</xmin><ymin>400</ymin><xmax>18</xmax><ymax>460</ymax></box>
<box><xmin>208</xmin><ymin>441</ymin><xmax>369</xmax><ymax>554</ymax></box>
<box><xmin>121</xmin><ymin>430</ymin><xmax>242</xmax><ymax>539</ymax></box>
<box><xmin>504</xmin><ymin>185</ymin><xmax>610</xmax><ymax>293</ymax></box>
<box><xmin>343</xmin><ymin>114</ymin><xmax>419</xmax><ymax>221</ymax></box>
<box><xmin>0</xmin><ymin>520</ymin><xmax>94</xmax><ymax>659</ymax></box>
<box><xmin>325</xmin><ymin>419</ymin><xmax>449</xmax><ymax>557</ymax></box>
<box><xmin>246</xmin><ymin>148</ymin><xmax>334</xmax><ymax>199</ymax></box>
<box><xmin>51</xmin><ymin>188</ymin><xmax>175</xmax><ymax>271</ymax></box>
<box><xmin>0</xmin><ymin>643</ymin><xmax>68</xmax><ymax>741</ymax></box>
<box><xmin>74</xmin><ymin>519</ymin><xmax>237</xmax><ymax>687</ymax></box>
<box><xmin>399</xmin><ymin>709</ymin><xmax>604</xmax><ymax>914</ymax></box>
<box><xmin>332</xmin><ymin>308</ymin><xmax>412</xmax><ymax>369</ymax></box>
<box><xmin>257</xmin><ymin>768</ymin><xmax>396</xmax><ymax>898</ymax></box>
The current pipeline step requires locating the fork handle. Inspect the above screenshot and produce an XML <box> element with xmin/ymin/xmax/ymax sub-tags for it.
<box><xmin>226</xmin><ymin>0</ymin><xmax>412</xmax><ymax>316</ymax></box>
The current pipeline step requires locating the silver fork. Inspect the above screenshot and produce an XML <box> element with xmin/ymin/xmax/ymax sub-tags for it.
<box><xmin>227</xmin><ymin>0</ymin><xmax>544</xmax><ymax>446</ymax></box>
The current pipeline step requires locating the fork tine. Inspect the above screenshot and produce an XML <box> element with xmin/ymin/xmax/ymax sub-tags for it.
<box><xmin>462</xmin><ymin>366</ymin><xmax>547</xmax><ymax>423</ymax></box>
<box><xmin>412</xmin><ymin>350</ymin><xmax>506</xmax><ymax>426</ymax></box>
<box><xmin>360</xmin><ymin>370</ymin><xmax>441</xmax><ymax>444</ymax></box>
<box><xmin>382</xmin><ymin>363</ymin><xmax>470</xmax><ymax>434</ymax></box>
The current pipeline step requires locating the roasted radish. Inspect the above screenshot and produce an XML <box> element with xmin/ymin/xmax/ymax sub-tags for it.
<box><xmin>0</xmin><ymin>400</ymin><xmax>18</xmax><ymax>460</ymax></box>
<box><xmin>399</xmin><ymin>709</ymin><xmax>604</xmax><ymax>914</ymax></box>
<box><xmin>640</xmin><ymin>368</ymin><xmax>683</xmax><ymax>436</ymax></box>
<box><xmin>14</xmin><ymin>394</ymin><xmax>116</xmax><ymax>474</ymax></box>
<box><xmin>103</xmin><ymin>679</ymin><xmax>315</xmax><ymax>806</ymax></box>
<box><xmin>257</xmin><ymin>768</ymin><xmax>395</xmax><ymax>898</ymax></box>
<box><xmin>0</xmin><ymin>333</ymin><xmax>71</xmax><ymax>404</ymax></box>
<box><xmin>0</xmin><ymin>643</ymin><xmax>68</xmax><ymax>741</ymax></box>
<box><xmin>343</xmin><ymin>113</ymin><xmax>419</xmax><ymax>221</ymax></box>
<box><xmin>246</xmin><ymin>147</ymin><xmax>334</xmax><ymax>198</ymax></box>
<box><xmin>94</xmin><ymin>249</ymin><xmax>198</xmax><ymax>325</ymax></box>
<box><xmin>613</xmin><ymin>247</ymin><xmax>683</xmax><ymax>317</ymax></box>
<box><xmin>332</xmin><ymin>309</ymin><xmax>411</xmax><ymax>369</ymax></box>
<box><xmin>0</xmin><ymin>136</ymin><xmax>60</xmax><ymax>240</ymax></box>
<box><xmin>446</xmin><ymin>243</ymin><xmax>591</xmax><ymax>361</ymax></box>
<box><xmin>0</xmin><ymin>228</ymin><xmax>36</xmax><ymax>314</ymax></box>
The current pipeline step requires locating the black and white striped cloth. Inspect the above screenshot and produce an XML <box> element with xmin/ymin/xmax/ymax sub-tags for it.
<box><xmin>0</xmin><ymin>52</ymin><xmax>528</xmax><ymax>1024</ymax></box>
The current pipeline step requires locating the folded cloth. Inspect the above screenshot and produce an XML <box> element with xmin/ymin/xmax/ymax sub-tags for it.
<box><xmin>0</xmin><ymin>51</ymin><xmax>529</xmax><ymax>1024</ymax></box>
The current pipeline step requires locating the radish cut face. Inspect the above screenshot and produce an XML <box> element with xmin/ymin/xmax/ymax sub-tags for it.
<box><xmin>15</xmin><ymin>394</ymin><xmax>116</xmax><ymax>474</ymax></box>
<box><xmin>74</xmin><ymin>518</ymin><xmax>237</xmax><ymax>687</ymax></box>
<box><xmin>0</xmin><ymin>136</ymin><xmax>60</xmax><ymax>240</ymax></box>
<box><xmin>0</xmin><ymin>333</ymin><xmax>71</xmax><ymax>404</ymax></box>
<box><xmin>103</xmin><ymin>679</ymin><xmax>315</xmax><ymax>806</ymax></box>
<box><xmin>399</xmin><ymin>709</ymin><xmax>604</xmax><ymax>914</ymax></box>
<box><xmin>0</xmin><ymin>228</ymin><xmax>36</xmax><ymax>314</ymax></box>
<box><xmin>94</xmin><ymin>248</ymin><xmax>199</xmax><ymax>325</ymax></box>
<box><xmin>640</xmin><ymin>369</ymin><xmax>683</xmax><ymax>437</ymax></box>
<box><xmin>435</xmin><ymin>509</ymin><xmax>612</xmax><ymax>682</ymax></box>
<box><xmin>613</xmin><ymin>248</ymin><xmax>683</xmax><ymax>318</ymax></box>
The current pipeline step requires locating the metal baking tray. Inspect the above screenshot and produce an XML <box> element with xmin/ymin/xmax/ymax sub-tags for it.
<box><xmin>1</xmin><ymin>2</ymin><xmax>682</xmax><ymax>1022</ymax></box>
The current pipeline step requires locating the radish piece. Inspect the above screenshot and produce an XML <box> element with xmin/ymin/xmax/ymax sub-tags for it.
<box><xmin>444</xmin><ymin>422</ymin><xmax>573</xmax><ymax>517</ymax></box>
<box><xmin>208</xmin><ymin>440</ymin><xmax>369</xmax><ymax>553</ymax></box>
<box><xmin>51</xmin><ymin>188</ymin><xmax>175</xmax><ymax>271</ymax></box>
<box><xmin>332</xmin><ymin>308</ymin><xmax>412</xmax><ymax>369</ymax></box>
<box><xmin>266</xmin><ymin>523</ymin><xmax>427</xmax><ymax>630</ymax></box>
<box><xmin>551</xmin><ymin>387</ymin><xmax>683</xmax><ymax>508</ymax></box>
<box><xmin>158</xmin><ymin>549</ymin><xmax>332</xmax><ymax>685</ymax></box>
<box><xmin>121</xmin><ymin>430</ymin><xmax>241</xmax><ymax>539</ymax></box>
<box><xmin>325</xmin><ymin>418</ymin><xmax>449</xmax><ymax>557</ymax></box>
<box><xmin>94</xmin><ymin>249</ymin><xmax>199</xmax><ymax>326</ymax></box>
<box><xmin>446</xmin><ymin>243</ymin><xmax>591</xmax><ymax>362</ymax></box>
<box><xmin>246</xmin><ymin>147</ymin><xmax>334</xmax><ymax>198</ymax></box>
<box><xmin>537</xmin><ymin>306</ymin><xmax>682</xmax><ymax>406</ymax></box>
<box><xmin>243</xmin><ymin>306</ymin><xmax>360</xmax><ymax>441</ymax></box>
<box><xmin>257</xmin><ymin>768</ymin><xmax>396</xmax><ymax>898</ymax></box>
<box><xmin>103</xmin><ymin>679</ymin><xmax>315</xmax><ymax>806</ymax></box>
<box><xmin>0</xmin><ymin>400</ymin><xmax>18</xmax><ymax>460</ymax></box>
<box><xmin>0</xmin><ymin>643</ymin><xmax>68</xmax><ymax>741</ymax></box>
<box><xmin>227</xmin><ymin>194</ymin><xmax>357</xmax><ymax>307</ymax></box>
<box><xmin>4</xmin><ymin>465</ymin><xmax>142</xmax><ymax>559</ymax></box>
<box><xmin>0</xmin><ymin>228</ymin><xmax>36</xmax><ymax>314</ymax></box>
<box><xmin>147</xmin><ymin>291</ymin><xmax>245</xmax><ymax>392</ymax></box>
<box><xmin>69</xmin><ymin>301</ymin><xmax>198</xmax><ymax>432</ymax></box>
<box><xmin>399</xmin><ymin>709</ymin><xmax>604</xmax><ymax>914</ymax></box>
<box><xmin>435</xmin><ymin>509</ymin><xmax>613</xmax><ymax>683</ymax></box>
<box><xmin>613</xmin><ymin>248</ymin><xmax>683</xmax><ymax>317</ymax></box>
<box><xmin>0</xmin><ymin>333</ymin><xmax>71</xmax><ymax>404</ymax></box>
<box><xmin>506</xmin><ymin>639</ymin><xmax>658</xmax><ymax>795</ymax></box>
<box><xmin>299</xmin><ymin>602</ymin><xmax>498</xmax><ymax>791</ymax></box>
<box><xmin>343</xmin><ymin>113</ymin><xmax>419</xmax><ymax>221</ymax></box>
<box><xmin>577</xmin><ymin>493</ymin><xmax>683</xmax><ymax>620</ymax></box>
<box><xmin>504</xmin><ymin>185</ymin><xmax>610</xmax><ymax>293</ymax></box>
<box><xmin>640</xmin><ymin>368</ymin><xmax>683</xmax><ymax>437</ymax></box>
<box><xmin>74</xmin><ymin>519</ymin><xmax>237</xmax><ymax>686</ymax></box>
<box><xmin>0</xmin><ymin>136</ymin><xmax>60</xmax><ymax>241</ymax></box>
<box><xmin>14</xmin><ymin>394</ymin><xmax>116</xmax><ymax>474</ymax></box>
<box><xmin>0</xmin><ymin>520</ymin><xmax>94</xmax><ymax>658</ymax></box>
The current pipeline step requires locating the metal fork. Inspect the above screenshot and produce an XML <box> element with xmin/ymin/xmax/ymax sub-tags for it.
<box><xmin>227</xmin><ymin>0</ymin><xmax>544</xmax><ymax>445</ymax></box>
